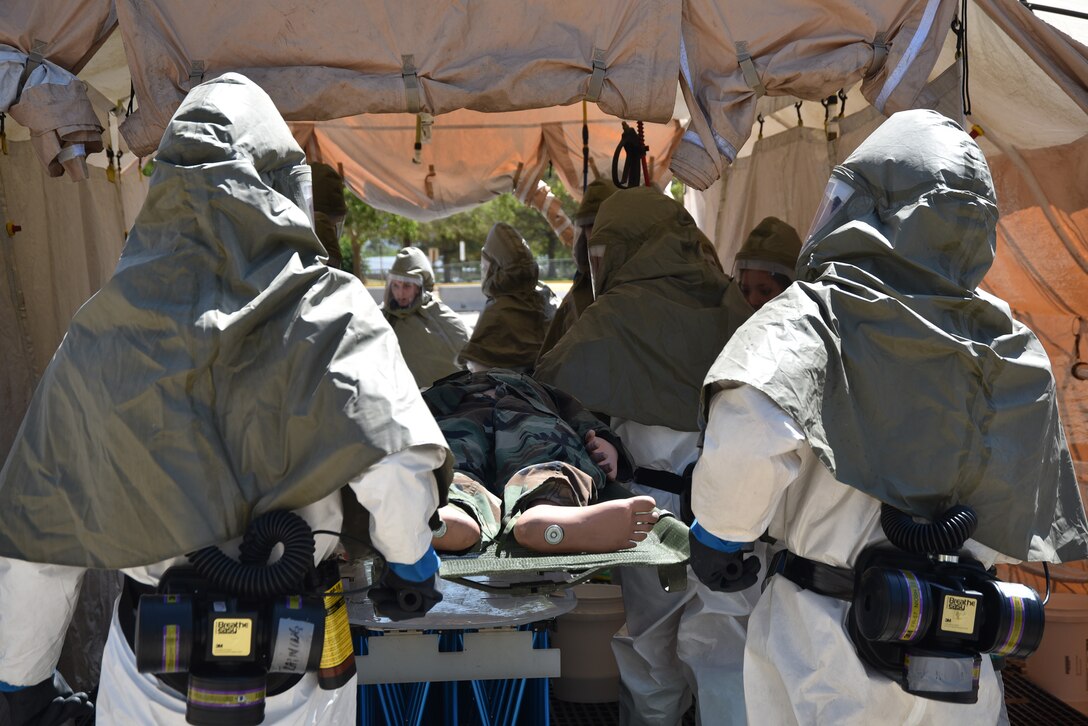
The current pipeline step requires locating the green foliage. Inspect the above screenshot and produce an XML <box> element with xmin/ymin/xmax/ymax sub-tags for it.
<box><xmin>338</xmin><ymin>172</ymin><xmax>579</xmax><ymax>271</ymax></box>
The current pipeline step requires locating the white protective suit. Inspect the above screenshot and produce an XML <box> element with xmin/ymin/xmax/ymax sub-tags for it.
<box><xmin>694</xmin><ymin>386</ymin><xmax>1005</xmax><ymax>725</ymax></box>
<box><xmin>0</xmin><ymin>73</ymin><xmax>453</xmax><ymax>725</ymax></box>
<box><xmin>612</xmin><ymin>419</ymin><xmax>763</xmax><ymax>726</ymax></box>
<box><xmin>0</xmin><ymin>446</ymin><xmax>444</xmax><ymax>725</ymax></box>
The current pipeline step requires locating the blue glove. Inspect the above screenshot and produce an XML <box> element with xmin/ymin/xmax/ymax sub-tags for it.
<box><xmin>369</xmin><ymin>546</ymin><xmax>443</xmax><ymax>621</ymax></box>
<box><xmin>688</xmin><ymin>521</ymin><xmax>760</xmax><ymax>593</ymax></box>
<box><xmin>0</xmin><ymin>671</ymin><xmax>93</xmax><ymax>726</ymax></box>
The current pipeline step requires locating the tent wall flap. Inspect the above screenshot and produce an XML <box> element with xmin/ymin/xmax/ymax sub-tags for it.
<box><xmin>671</xmin><ymin>0</ymin><xmax>958</xmax><ymax>190</ymax></box>
<box><xmin>297</xmin><ymin>108</ymin><xmax>682</xmax><ymax>222</ymax></box>
<box><xmin>0</xmin><ymin>0</ymin><xmax>117</xmax><ymax>73</ymax></box>
<box><xmin>114</xmin><ymin>0</ymin><xmax>681</xmax><ymax>157</ymax></box>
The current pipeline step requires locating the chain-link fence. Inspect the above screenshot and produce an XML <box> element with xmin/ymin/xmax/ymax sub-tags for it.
<box><xmin>362</xmin><ymin>258</ymin><xmax>579</xmax><ymax>284</ymax></box>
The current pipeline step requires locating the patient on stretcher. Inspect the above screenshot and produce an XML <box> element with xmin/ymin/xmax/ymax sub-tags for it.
<box><xmin>422</xmin><ymin>369</ymin><xmax>659</xmax><ymax>554</ymax></box>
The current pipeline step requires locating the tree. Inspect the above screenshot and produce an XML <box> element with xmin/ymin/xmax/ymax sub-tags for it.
<box><xmin>336</xmin><ymin>170</ymin><xmax>580</xmax><ymax>282</ymax></box>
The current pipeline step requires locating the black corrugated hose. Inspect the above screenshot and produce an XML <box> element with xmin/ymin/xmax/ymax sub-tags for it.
<box><xmin>188</xmin><ymin>510</ymin><xmax>316</xmax><ymax>597</ymax></box>
<box><xmin>880</xmin><ymin>503</ymin><xmax>978</xmax><ymax>555</ymax></box>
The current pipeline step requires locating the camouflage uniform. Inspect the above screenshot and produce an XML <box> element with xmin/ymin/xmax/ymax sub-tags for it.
<box><xmin>423</xmin><ymin>369</ymin><xmax>631</xmax><ymax>545</ymax></box>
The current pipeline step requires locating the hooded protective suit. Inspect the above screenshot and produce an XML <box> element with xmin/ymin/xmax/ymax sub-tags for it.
<box><xmin>382</xmin><ymin>246</ymin><xmax>470</xmax><ymax>388</ymax></box>
<box><xmin>0</xmin><ymin>74</ymin><xmax>451</xmax><ymax>724</ymax></box>
<box><xmin>734</xmin><ymin>216</ymin><xmax>801</xmax><ymax>281</ymax></box>
<box><xmin>458</xmin><ymin>223</ymin><xmax>558</xmax><ymax>372</ymax></box>
<box><xmin>537</xmin><ymin>179</ymin><xmax>618</xmax><ymax>360</ymax></box>
<box><xmin>694</xmin><ymin>110</ymin><xmax>1088</xmax><ymax>725</ymax></box>
<box><xmin>537</xmin><ymin>187</ymin><xmax>757</xmax><ymax>726</ymax></box>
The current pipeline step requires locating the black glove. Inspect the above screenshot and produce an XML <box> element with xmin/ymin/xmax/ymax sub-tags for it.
<box><xmin>0</xmin><ymin>671</ymin><xmax>94</xmax><ymax>726</ymax></box>
<box><xmin>688</xmin><ymin>532</ymin><xmax>761</xmax><ymax>593</ymax></box>
<box><xmin>369</xmin><ymin>567</ymin><xmax>443</xmax><ymax>621</ymax></box>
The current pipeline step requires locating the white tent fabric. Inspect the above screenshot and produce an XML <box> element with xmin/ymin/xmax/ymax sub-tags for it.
<box><xmin>0</xmin><ymin>139</ymin><xmax>145</xmax><ymax>456</ymax></box>
<box><xmin>113</xmin><ymin>0</ymin><xmax>681</xmax><ymax>157</ymax></box>
<box><xmin>292</xmin><ymin>107</ymin><xmax>683</xmax><ymax>221</ymax></box>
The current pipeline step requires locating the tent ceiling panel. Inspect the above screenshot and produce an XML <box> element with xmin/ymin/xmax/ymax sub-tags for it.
<box><xmin>0</xmin><ymin>0</ymin><xmax>116</xmax><ymax>73</ymax></box>
<box><xmin>114</xmin><ymin>0</ymin><xmax>681</xmax><ymax>157</ymax></box>
<box><xmin>671</xmin><ymin>0</ymin><xmax>957</xmax><ymax>190</ymax></box>
<box><xmin>299</xmin><ymin>106</ymin><xmax>683</xmax><ymax>222</ymax></box>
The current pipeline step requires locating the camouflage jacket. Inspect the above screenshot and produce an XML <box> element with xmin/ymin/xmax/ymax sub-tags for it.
<box><xmin>423</xmin><ymin>369</ymin><xmax>632</xmax><ymax>495</ymax></box>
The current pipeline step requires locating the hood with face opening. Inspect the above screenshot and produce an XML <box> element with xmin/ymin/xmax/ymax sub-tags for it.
<box><xmin>382</xmin><ymin>247</ymin><xmax>470</xmax><ymax>388</ymax></box>
<box><xmin>383</xmin><ymin>246</ymin><xmax>435</xmax><ymax>316</ymax></box>
<box><xmin>536</xmin><ymin>186</ymin><xmax>751</xmax><ymax>432</ymax></box>
<box><xmin>0</xmin><ymin>73</ymin><xmax>450</xmax><ymax>568</ymax></box>
<box><xmin>705</xmin><ymin>110</ymin><xmax>1087</xmax><ymax>563</ymax></box>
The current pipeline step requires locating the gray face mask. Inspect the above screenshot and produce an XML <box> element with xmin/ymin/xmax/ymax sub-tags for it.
<box><xmin>267</xmin><ymin>164</ymin><xmax>314</xmax><ymax>226</ymax></box>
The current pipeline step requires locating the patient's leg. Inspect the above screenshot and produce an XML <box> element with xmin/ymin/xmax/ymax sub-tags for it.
<box><xmin>502</xmin><ymin>462</ymin><xmax>660</xmax><ymax>553</ymax></box>
<box><xmin>433</xmin><ymin>473</ymin><xmax>501</xmax><ymax>553</ymax></box>
<box><xmin>513</xmin><ymin>496</ymin><xmax>660</xmax><ymax>553</ymax></box>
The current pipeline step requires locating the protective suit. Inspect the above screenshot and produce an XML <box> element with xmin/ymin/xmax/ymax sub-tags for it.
<box><xmin>537</xmin><ymin>179</ymin><xmax>618</xmax><ymax>359</ymax></box>
<box><xmin>0</xmin><ymin>74</ymin><xmax>451</xmax><ymax>725</ymax></box>
<box><xmin>458</xmin><ymin>223</ymin><xmax>558</xmax><ymax>372</ymax></box>
<box><xmin>536</xmin><ymin>187</ymin><xmax>756</xmax><ymax>726</ymax></box>
<box><xmin>693</xmin><ymin>110</ymin><xmax>1088</xmax><ymax>725</ymax></box>
<box><xmin>382</xmin><ymin>246</ymin><xmax>470</xmax><ymax>388</ymax></box>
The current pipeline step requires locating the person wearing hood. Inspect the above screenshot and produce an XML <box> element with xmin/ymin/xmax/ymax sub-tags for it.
<box><xmin>310</xmin><ymin>162</ymin><xmax>348</xmax><ymax>268</ymax></box>
<box><xmin>691</xmin><ymin>110</ymin><xmax>1088</xmax><ymax>724</ymax></box>
<box><xmin>458</xmin><ymin>222</ymin><xmax>558</xmax><ymax>373</ymax></box>
<box><xmin>733</xmin><ymin>216</ymin><xmax>801</xmax><ymax>312</ymax></box>
<box><xmin>0</xmin><ymin>74</ymin><xmax>452</xmax><ymax>726</ymax></box>
<box><xmin>381</xmin><ymin>246</ymin><xmax>470</xmax><ymax>389</ymax></box>
<box><xmin>536</xmin><ymin>186</ymin><xmax>756</xmax><ymax>726</ymax></box>
<box><xmin>537</xmin><ymin>178</ymin><xmax>618</xmax><ymax>359</ymax></box>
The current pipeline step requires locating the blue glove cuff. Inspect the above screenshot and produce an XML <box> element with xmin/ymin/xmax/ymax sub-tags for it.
<box><xmin>690</xmin><ymin>521</ymin><xmax>746</xmax><ymax>553</ymax></box>
<box><xmin>0</xmin><ymin>679</ymin><xmax>28</xmax><ymax>692</ymax></box>
<box><xmin>387</xmin><ymin>546</ymin><xmax>440</xmax><ymax>582</ymax></box>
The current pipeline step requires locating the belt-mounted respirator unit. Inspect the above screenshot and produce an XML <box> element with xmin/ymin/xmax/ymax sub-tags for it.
<box><xmin>848</xmin><ymin>504</ymin><xmax>1045</xmax><ymax>703</ymax></box>
<box><xmin>132</xmin><ymin>511</ymin><xmax>355</xmax><ymax>725</ymax></box>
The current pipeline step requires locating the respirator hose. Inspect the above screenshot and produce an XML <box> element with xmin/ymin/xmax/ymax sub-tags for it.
<box><xmin>880</xmin><ymin>503</ymin><xmax>978</xmax><ymax>555</ymax></box>
<box><xmin>189</xmin><ymin>510</ymin><xmax>316</xmax><ymax>598</ymax></box>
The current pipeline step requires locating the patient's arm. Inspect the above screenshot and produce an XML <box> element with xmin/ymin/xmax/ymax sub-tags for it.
<box><xmin>584</xmin><ymin>430</ymin><xmax>618</xmax><ymax>480</ymax></box>
<box><xmin>512</xmin><ymin>496</ymin><xmax>659</xmax><ymax>553</ymax></box>
<box><xmin>432</xmin><ymin>504</ymin><xmax>483</xmax><ymax>552</ymax></box>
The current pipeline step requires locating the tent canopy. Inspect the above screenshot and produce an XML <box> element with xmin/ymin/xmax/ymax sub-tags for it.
<box><xmin>1</xmin><ymin>0</ymin><xmax>1086</xmax><ymax>482</ymax></box>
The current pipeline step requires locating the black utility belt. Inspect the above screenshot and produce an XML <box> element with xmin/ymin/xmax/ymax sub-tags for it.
<box><xmin>768</xmin><ymin>549</ymin><xmax>855</xmax><ymax>600</ymax></box>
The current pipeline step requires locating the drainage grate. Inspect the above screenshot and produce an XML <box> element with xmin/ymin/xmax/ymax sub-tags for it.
<box><xmin>1004</xmin><ymin>663</ymin><xmax>1088</xmax><ymax>726</ymax></box>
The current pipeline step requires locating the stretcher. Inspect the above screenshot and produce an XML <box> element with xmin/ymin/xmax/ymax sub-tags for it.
<box><xmin>437</xmin><ymin>512</ymin><xmax>691</xmax><ymax>596</ymax></box>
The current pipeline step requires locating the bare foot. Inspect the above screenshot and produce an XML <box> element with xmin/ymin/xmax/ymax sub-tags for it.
<box><xmin>433</xmin><ymin>505</ymin><xmax>482</xmax><ymax>552</ymax></box>
<box><xmin>512</xmin><ymin>496</ymin><xmax>659</xmax><ymax>553</ymax></box>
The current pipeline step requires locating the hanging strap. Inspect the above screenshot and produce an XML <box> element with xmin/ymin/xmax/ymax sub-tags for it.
<box><xmin>188</xmin><ymin>60</ymin><xmax>205</xmax><ymax>87</ymax></box>
<box><xmin>15</xmin><ymin>39</ymin><xmax>48</xmax><ymax>103</ymax></box>
<box><xmin>585</xmin><ymin>47</ymin><xmax>607</xmax><ymax>102</ymax></box>
<box><xmin>866</xmin><ymin>32</ymin><xmax>889</xmax><ymax>78</ymax></box>
<box><xmin>735</xmin><ymin>41</ymin><xmax>766</xmax><ymax>96</ymax></box>
<box><xmin>402</xmin><ymin>55</ymin><xmax>422</xmax><ymax>114</ymax></box>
